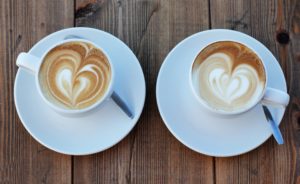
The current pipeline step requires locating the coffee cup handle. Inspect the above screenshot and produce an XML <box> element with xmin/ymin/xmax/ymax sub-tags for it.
<box><xmin>261</xmin><ymin>87</ymin><xmax>290</xmax><ymax>107</ymax></box>
<box><xmin>16</xmin><ymin>52</ymin><xmax>40</xmax><ymax>74</ymax></box>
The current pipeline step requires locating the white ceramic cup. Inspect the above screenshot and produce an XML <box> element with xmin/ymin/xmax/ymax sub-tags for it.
<box><xmin>189</xmin><ymin>40</ymin><xmax>290</xmax><ymax>116</ymax></box>
<box><xmin>16</xmin><ymin>38</ymin><xmax>117</xmax><ymax>117</ymax></box>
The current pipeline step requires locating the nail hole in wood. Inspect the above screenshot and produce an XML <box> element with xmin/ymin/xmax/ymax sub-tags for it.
<box><xmin>276</xmin><ymin>31</ymin><xmax>290</xmax><ymax>45</ymax></box>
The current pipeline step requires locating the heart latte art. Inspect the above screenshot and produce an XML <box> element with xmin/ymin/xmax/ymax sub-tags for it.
<box><xmin>39</xmin><ymin>41</ymin><xmax>111</xmax><ymax>109</ymax></box>
<box><xmin>192</xmin><ymin>41</ymin><xmax>266</xmax><ymax>112</ymax></box>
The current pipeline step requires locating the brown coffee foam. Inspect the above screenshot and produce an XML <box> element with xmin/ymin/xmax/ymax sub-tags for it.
<box><xmin>192</xmin><ymin>41</ymin><xmax>266</xmax><ymax>112</ymax></box>
<box><xmin>193</xmin><ymin>41</ymin><xmax>265</xmax><ymax>79</ymax></box>
<box><xmin>39</xmin><ymin>41</ymin><xmax>111</xmax><ymax>110</ymax></box>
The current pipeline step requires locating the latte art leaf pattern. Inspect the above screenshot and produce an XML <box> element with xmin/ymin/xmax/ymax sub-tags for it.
<box><xmin>192</xmin><ymin>41</ymin><xmax>266</xmax><ymax>112</ymax></box>
<box><xmin>39</xmin><ymin>41</ymin><xmax>111</xmax><ymax>109</ymax></box>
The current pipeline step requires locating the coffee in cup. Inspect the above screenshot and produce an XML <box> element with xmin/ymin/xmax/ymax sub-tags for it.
<box><xmin>16</xmin><ymin>38</ymin><xmax>123</xmax><ymax>117</ymax></box>
<box><xmin>191</xmin><ymin>41</ymin><xmax>270</xmax><ymax>114</ymax></box>
<box><xmin>38</xmin><ymin>41</ymin><xmax>111</xmax><ymax>110</ymax></box>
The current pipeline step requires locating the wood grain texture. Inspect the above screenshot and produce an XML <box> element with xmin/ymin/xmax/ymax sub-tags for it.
<box><xmin>74</xmin><ymin>0</ymin><xmax>214</xmax><ymax>183</ymax></box>
<box><xmin>210</xmin><ymin>0</ymin><xmax>300</xmax><ymax>183</ymax></box>
<box><xmin>1</xmin><ymin>0</ymin><xmax>299</xmax><ymax>183</ymax></box>
<box><xmin>0</xmin><ymin>0</ymin><xmax>73</xmax><ymax>183</ymax></box>
<box><xmin>287</xmin><ymin>0</ymin><xmax>300</xmax><ymax>183</ymax></box>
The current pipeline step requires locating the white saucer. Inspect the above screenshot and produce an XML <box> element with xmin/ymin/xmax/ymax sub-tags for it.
<box><xmin>156</xmin><ymin>29</ymin><xmax>287</xmax><ymax>157</ymax></box>
<box><xmin>14</xmin><ymin>27</ymin><xmax>146</xmax><ymax>155</ymax></box>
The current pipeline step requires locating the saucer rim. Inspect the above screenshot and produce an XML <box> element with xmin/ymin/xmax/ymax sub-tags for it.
<box><xmin>156</xmin><ymin>29</ymin><xmax>287</xmax><ymax>157</ymax></box>
<box><xmin>14</xmin><ymin>27</ymin><xmax>146</xmax><ymax>155</ymax></box>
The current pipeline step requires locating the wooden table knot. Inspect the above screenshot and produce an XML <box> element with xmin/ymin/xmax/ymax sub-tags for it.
<box><xmin>276</xmin><ymin>30</ymin><xmax>290</xmax><ymax>45</ymax></box>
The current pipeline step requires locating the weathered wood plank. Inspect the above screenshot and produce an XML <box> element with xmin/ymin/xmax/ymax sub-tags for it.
<box><xmin>286</xmin><ymin>0</ymin><xmax>300</xmax><ymax>183</ymax></box>
<box><xmin>210</xmin><ymin>0</ymin><xmax>300</xmax><ymax>183</ymax></box>
<box><xmin>0</xmin><ymin>0</ymin><xmax>73</xmax><ymax>183</ymax></box>
<box><xmin>74</xmin><ymin>0</ymin><xmax>214</xmax><ymax>183</ymax></box>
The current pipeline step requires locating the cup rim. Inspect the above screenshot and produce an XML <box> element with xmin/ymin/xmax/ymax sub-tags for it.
<box><xmin>189</xmin><ymin>40</ymin><xmax>268</xmax><ymax>115</ymax></box>
<box><xmin>35</xmin><ymin>38</ymin><xmax>115</xmax><ymax>115</ymax></box>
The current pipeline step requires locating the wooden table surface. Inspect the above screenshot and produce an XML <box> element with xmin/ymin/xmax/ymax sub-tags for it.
<box><xmin>1</xmin><ymin>0</ymin><xmax>299</xmax><ymax>183</ymax></box>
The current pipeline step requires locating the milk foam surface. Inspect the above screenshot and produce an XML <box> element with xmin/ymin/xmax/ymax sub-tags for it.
<box><xmin>192</xmin><ymin>41</ymin><xmax>266</xmax><ymax>112</ymax></box>
<box><xmin>39</xmin><ymin>41</ymin><xmax>111</xmax><ymax>109</ymax></box>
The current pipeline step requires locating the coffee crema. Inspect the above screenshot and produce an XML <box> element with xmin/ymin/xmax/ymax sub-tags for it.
<box><xmin>192</xmin><ymin>41</ymin><xmax>266</xmax><ymax>112</ymax></box>
<box><xmin>39</xmin><ymin>41</ymin><xmax>111</xmax><ymax>110</ymax></box>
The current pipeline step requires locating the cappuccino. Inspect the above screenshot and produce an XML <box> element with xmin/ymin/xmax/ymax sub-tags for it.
<box><xmin>39</xmin><ymin>41</ymin><xmax>111</xmax><ymax>110</ymax></box>
<box><xmin>192</xmin><ymin>41</ymin><xmax>266</xmax><ymax>112</ymax></box>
